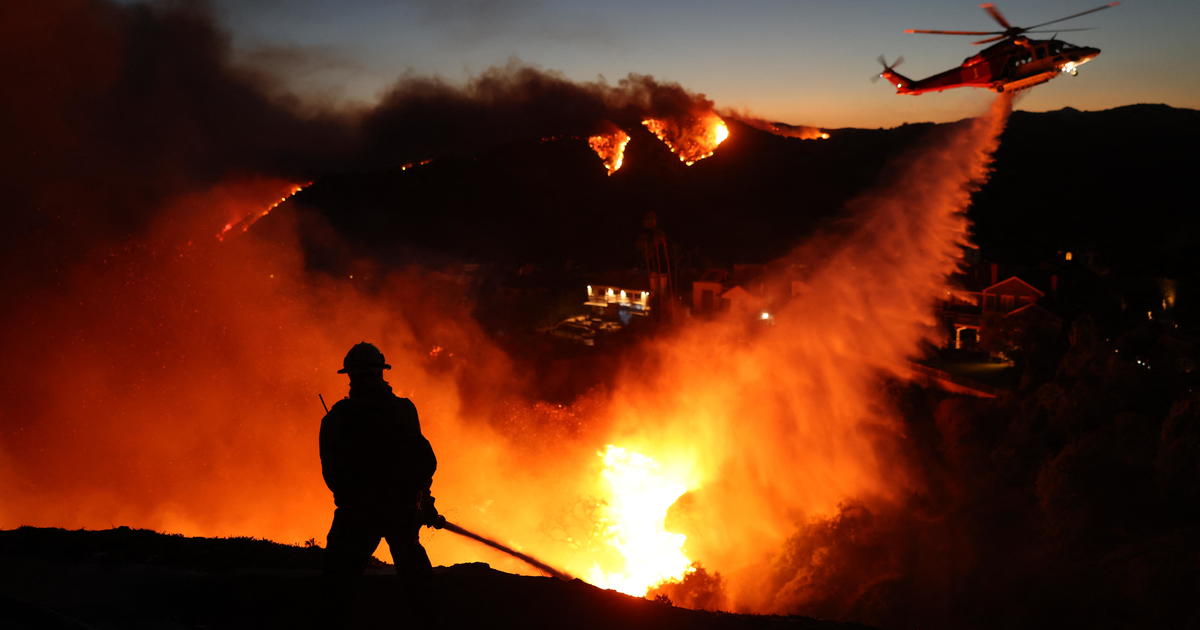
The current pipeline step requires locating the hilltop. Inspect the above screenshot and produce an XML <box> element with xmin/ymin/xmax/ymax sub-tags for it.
<box><xmin>1</xmin><ymin>526</ymin><xmax>874</xmax><ymax>630</ymax></box>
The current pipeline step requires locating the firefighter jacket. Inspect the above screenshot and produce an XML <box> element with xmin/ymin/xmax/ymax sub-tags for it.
<box><xmin>319</xmin><ymin>382</ymin><xmax>436</xmax><ymax>511</ymax></box>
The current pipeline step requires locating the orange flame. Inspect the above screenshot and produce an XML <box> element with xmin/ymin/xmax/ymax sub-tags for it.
<box><xmin>400</xmin><ymin>159</ymin><xmax>433</xmax><ymax>172</ymax></box>
<box><xmin>215</xmin><ymin>182</ymin><xmax>309</xmax><ymax>241</ymax></box>
<box><xmin>587</xmin><ymin>130</ymin><xmax>631</xmax><ymax>176</ymax></box>
<box><xmin>586</xmin><ymin>445</ymin><xmax>699</xmax><ymax>594</ymax></box>
<box><xmin>642</xmin><ymin>114</ymin><xmax>729</xmax><ymax>165</ymax></box>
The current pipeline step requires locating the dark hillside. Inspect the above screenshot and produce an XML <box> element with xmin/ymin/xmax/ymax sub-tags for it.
<box><xmin>974</xmin><ymin>104</ymin><xmax>1200</xmax><ymax>273</ymax></box>
<box><xmin>285</xmin><ymin>105</ymin><xmax>1199</xmax><ymax>284</ymax></box>
<box><xmin>0</xmin><ymin>526</ymin><xmax>873</xmax><ymax>630</ymax></box>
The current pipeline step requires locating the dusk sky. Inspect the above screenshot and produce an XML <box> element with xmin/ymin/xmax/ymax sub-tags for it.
<box><xmin>207</xmin><ymin>0</ymin><xmax>1199</xmax><ymax>128</ymax></box>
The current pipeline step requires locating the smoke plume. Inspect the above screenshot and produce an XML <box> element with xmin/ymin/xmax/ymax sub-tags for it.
<box><xmin>361</xmin><ymin>63</ymin><xmax>725</xmax><ymax>167</ymax></box>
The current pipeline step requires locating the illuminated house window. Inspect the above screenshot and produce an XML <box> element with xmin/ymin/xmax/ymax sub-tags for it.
<box><xmin>1065</xmin><ymin>251</ymin><xmax>1073</xmax><ymax>261</ymax></box>
<box><xmin>584</xmin><ymin>284</ymin><xmax>651</xmax><ymax>313</ymax></box>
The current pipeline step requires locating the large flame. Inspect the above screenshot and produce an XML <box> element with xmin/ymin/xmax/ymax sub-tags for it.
<box><xmin>587</xmin><ymin>130</ymin><xmax>631</xmax><ymax>176</ymax></box>
<box><xmin>586</xmin><ymin>445</ymin><xmax>698</xmax><ymax>594</ymax></box>
<box><xmin>642</xmin><ymin>113</ymin><xmax>729</xmax><ymax>165</ymax></box>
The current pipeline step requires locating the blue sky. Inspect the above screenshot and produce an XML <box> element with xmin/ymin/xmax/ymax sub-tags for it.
<box><xmin>211</xmin><ymin>0</ymin><xmax>1198</xmax><ymax>128</ymax></box>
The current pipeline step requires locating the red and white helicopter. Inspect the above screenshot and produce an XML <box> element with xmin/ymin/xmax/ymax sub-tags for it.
<box><xmin>876</xmin><ymin>2</ymin><xmax>1119</xmax><ymax>95</ymax></box>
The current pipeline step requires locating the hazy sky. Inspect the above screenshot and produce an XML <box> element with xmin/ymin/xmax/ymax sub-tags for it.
<box><xmin>211</xmin><ymin>0</ymin><xmax>1198</xmax><ymax>128</ymax></box>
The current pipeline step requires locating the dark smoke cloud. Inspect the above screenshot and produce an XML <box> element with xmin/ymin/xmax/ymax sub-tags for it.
<box><xmin>361</xmin><ymin>62</ymin><xmax>717</xmax><ymax>166</ymax></box>
<box><xmin>1</xmin><ymin>0</ymin><xmax>352</xmax><ymax>294</ymax></box>
<box><xmin>0</xmin><ymin>0</ymin><xmax>737</xmax><ymax>327</ymax></box>
<box><xmin>2</xmin><ymin>0</ymin><xmax>724</xmax><ymax>289</ymax></box>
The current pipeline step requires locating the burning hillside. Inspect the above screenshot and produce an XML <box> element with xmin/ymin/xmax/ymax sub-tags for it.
<box><xmin>7</xmin><ymin>2</ymin><xmax>1200</xmax><ymax>630</ymax></box>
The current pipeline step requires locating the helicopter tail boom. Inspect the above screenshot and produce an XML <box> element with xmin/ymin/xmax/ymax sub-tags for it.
<box><xmin>880</xmin><ymin>67</ymin><xmax>913</xmax><ymax>92</ymax></box>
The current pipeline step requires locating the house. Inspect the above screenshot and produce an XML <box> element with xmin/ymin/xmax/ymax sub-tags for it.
<box><xmin>982</xmin><ymin>276</ymin><xmax>1043</xmax><ymax>313</ymax></box>
<box><xmin>720</xmin><ymin>285</ymin><xmax>763</xmax><ymax>315</ymax></box>
<box><xmin>690</xmin><ymin>265</ymin><xmax>779</xmax><ymax>317</ymax></box>
<box><xmin>942</xmin><ymin>271</ymin><xmax>1057</xmax><ymax>351</ymax></box>
<box><xmin>585</xmin><ymin>283</ymin><xmax>651</xmax><ymax>315</ymax></box>
<box><xmin>582</xmin><ymin>269</ymin><xmax>654</xmax><ymax>324</ymax></box>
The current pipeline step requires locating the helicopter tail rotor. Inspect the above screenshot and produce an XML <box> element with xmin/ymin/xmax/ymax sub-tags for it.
<box><xmin>871</xmin><ymin>55</ymin><xmax>904</xmax><ymax>83</ymax></box>
<box><xmin>873</xmin><ymin>55</ymin><xmax>911</xmax><ymax>91</ymax></box>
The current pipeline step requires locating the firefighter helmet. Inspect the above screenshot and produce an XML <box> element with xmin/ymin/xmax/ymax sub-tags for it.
<box><xmin>337</xmin><ymin>342</ymin><xmax>392</xmax><ymax>374</ymax></box>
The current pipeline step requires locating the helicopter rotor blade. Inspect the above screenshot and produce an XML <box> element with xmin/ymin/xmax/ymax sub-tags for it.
<box><xmin>1023</xmin><ymin>28</ymin><xmax>1095</xmax><ymax>33</ymax></box>
<box><xmin>972</xmin><ymin>34</ymin><xmax>1009</xmax><ymax>45</ymax></box>
<box><xmin>980</xmin><ymin>3</ymin><xmax>1013</xmax><ymax>30</ymax></box>
<box><xmin>873</xmin><ymin>55</ymin><xmax>902</xmax><ymax>69</ymax></box>
<box><xmin>1025</xmin><ymin>1</ymin><xmax>1119</xmax><ymax>31</ymax></box>
<box><xmin>906</xmin><ymin>29</ymin><xmax>1002</xmax><ymax>35</ymax></box>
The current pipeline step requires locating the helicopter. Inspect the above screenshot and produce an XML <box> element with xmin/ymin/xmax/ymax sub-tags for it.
<box><xmin>876</xmin><ymin>2</ymin><xmax>1119</xmax><ymax>95</ymax></box>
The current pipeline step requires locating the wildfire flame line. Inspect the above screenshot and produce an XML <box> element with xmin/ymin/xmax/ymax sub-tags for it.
<box><xmin>587</xmin><ymin>130</ymin><xmax>631</xmax><ymax>176</ymax></box>
<box><xmin>642</xmin><ymin>115</ymin><xmax>729</xmax><ymax>166</ymax></box>
<box><xmin>400</xmin><ymin>159</ymin><xmax>433</xmax><ymax>172</ymax></box>
<box><xmin>215</xmin><ymin>182</ymin><xmax>310</xmax><ymax>241</ymax></box>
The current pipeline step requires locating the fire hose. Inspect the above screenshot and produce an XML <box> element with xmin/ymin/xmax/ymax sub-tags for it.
<box><xmin>431</xmin><ymin>519</ymin><xmax>574</xmax><ymax>581</ymax></box>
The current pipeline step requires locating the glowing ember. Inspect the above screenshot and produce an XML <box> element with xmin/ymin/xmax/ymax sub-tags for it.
<box><xmin>642</xmin><ymin>114</ymin><xmax>729</xmax><ymax>165</ymax></box>
<box><xmin>215</xmin><ymin>182</ymin><xmax>309</xmax><ymax>241</ymax></box>
<box><xmin>587</xmin><ymin>129</ymin><xmax>631</xmax><ymax>176</ymax></box>
<box><xmin>400</xmin><ymin>158</ymin><xmax>433</xmax><ymax>172</ymax></box>
<box><xmin>587</xmin><ymin>445</ymin><xmax>697</xmax><ymax>596</ymax></box>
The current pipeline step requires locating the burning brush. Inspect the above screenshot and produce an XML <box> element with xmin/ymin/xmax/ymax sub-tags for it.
<box><xmin>642</xmin><ymin>113</ymin><xmax>729</xmax><ymax>165</ymax></box>
<box><xmin>588</xmin><ymin>129</ymin><xmax>632</xmax><ymax>176</ymax></box>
